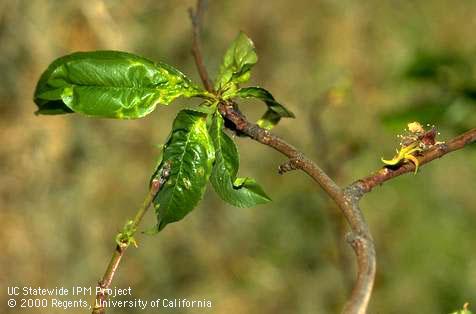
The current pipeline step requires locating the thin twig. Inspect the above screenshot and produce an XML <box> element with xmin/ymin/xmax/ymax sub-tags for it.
<box><xmin>188</xmin><ymin>1</ymin><xmax>476</xmax><ymax>313</ymax></box>
<box><xmin>339</xmin><ymin>128</ymin><xmax>475</xmax><ymax>313</ymax></box>
<box><xmin>189</xmin><ymin>2</ymin><xmax>375</xmax><ymax>311</ymax></box>
<box><xmin>353</xmin><ymin>128</ymin><xmax>476</xmax><ymax>193</ymax></box>
<box><xmin>189</xmin><ymin>0</ymin><xmax>213</xmax><ymax>92</ymax></box>
<box><xmin>219</xmin><ymin>102</ymin><xmax>376</xmax><ymax>314</ymax></box>
<box><xmin>92</xmin><ymin>162</ymin><xmax>171</xmax><ymax>314</ymax></box>
<box><xmin>220</xmin><ymin>104</ymin><xmax>475</xmax><ymax>314</ymax></box>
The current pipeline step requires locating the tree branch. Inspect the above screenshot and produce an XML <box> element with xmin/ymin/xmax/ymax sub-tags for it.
<box><xmin>189</xmin><ymin>1</ymin><xmax>476</xmax><ymax>313</ymax></box>
<box><xmin>338</xmin><ymin>129</ymin><xmax>475</xmax><ymax>313</ymax></box>
<box><xmin>189</xmin><ymin>0</ymin><xmax>213</xmax><ymax>93</ymax></box>
<box><xmin>92</xmin><ymin>162</ymin><xmax>171</xmax><ymax>314</ymax></box>
<box><xmin>352</xmin><ymin>128</ymin><xmax>476</xmax><ymax>193</ymax></box>
<box><xmin>189</xmin><ymin>2</ymin><xmax>375</xmax><ymax>312</ymax></box>
<box><xmin>219</xmin><ymin>102</ymin><xmax>376</xmax><ymax>314</ymax></box>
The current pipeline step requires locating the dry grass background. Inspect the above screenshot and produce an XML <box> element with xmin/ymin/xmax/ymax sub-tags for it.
<box><xmin>1</xmin><ymin>1</ymin><xmax>476</xmax><ymax>313</ymax></box>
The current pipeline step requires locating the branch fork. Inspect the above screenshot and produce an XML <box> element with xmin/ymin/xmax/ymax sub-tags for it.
<box><xmin>188</xmin><ymin>1</ymin><xmax>475</xmax><ymax>313</ymax></box>
<box><xmin>91</xmin><ymin>1</ymin><xmax>476</xmax><ymax>313</ymax></box>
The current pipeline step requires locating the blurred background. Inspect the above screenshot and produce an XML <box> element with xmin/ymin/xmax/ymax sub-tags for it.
<box><xmin>1</xmin><ymin>0</ymin><xmax>475</xmax><ymax>313</ymax></box>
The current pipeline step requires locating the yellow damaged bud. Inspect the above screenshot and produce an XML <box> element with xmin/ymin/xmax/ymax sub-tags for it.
<box><xmin>381</xmin><ymin>121</ymin><xmax>443</xmax><ymax>174</ymax></box>
<box><xmin>381</xmin><ymin>142</ymin><xmax>423</xmax><ymax>174</ymax></box>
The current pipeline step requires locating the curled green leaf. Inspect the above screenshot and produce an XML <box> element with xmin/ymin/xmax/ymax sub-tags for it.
<box><xmin>34</xmin><ymin>51</ymin><xmax>204</xmax><ymax>119</ymax></box>
<box><xmin>151</xmin><ymin>110</ymin><xmax>215</xmax><ymax>231</ymax></box>
<box><xmin>236</xmin><ymin>86</ymin><xmax>295</xmax><ymax>130</ymax></box>
<box><xmin>209</xmin><ymin>113</ymin><xmax>271</xmax><ymax>207</ymax></box>
<box><xmin>215</xmin><ymin>32</ymin><xmax>258</xmax><ymax>91</ymax></box>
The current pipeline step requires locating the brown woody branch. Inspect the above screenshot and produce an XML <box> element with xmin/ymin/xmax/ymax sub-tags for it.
<box><xmin>189</xmin><ymin>1</ymin><xmax>475</xmax><ymax>313</ymax></box>
<box><xmin>218</xmin><ymin>100</ymin><xmax>376</xmax><ymax>314</ymax></box>
<box><xmin>340</xmin><ymin>128</ymin><xmax>475</xmax><ymax>313</ymax></box>
<box><xmin>353</xmin><ymin>128</ymin><xmax>476</xmax><ymax>193</ymax></box>
<box><xmin>190</xmin><ymin>1</ymin><xmax>374</xmax><ymax>313</ymax></box>
<box><xmin>189</xmin><ymin>0</ymin><xmax>213</xmax><ymax>93</ymax></box>
<box><xmin>220</xmin><ymin>84</ymin><xmax>476</xmax><ymax>314</ymax></box>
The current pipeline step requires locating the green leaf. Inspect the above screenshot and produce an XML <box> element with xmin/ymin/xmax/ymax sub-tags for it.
<box><xmin>209</xmin><ymin>113</ymin><xmax>271</xmax><ymax>207</ymax></box>
<box><xmin>236</xmin><ymin>86</ymin><xmax>295</xmax><ymax>130</ymax></box>
<box><xmin>215</xmin><ymin>32</ymin><xmax>258</xmax><ymax>91</ymax></box>
<box><xmin>34</xmin><ymin>51</ymin><xmax>204</xmax><ymax>119</ymax></box>
<box><xmin>152</xmin><ymin>110</ymin><xmax>215</xmax><ymax>231</ymax></box>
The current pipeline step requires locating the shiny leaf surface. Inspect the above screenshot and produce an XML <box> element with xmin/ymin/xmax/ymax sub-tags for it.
<box><xmin>209</xmin><ymin>113</ymin><xmax>271</xmax><ymax>207</ymax></box>
<box><xmin>236</xmin><ymin>86</ymin><xmax>295</xmax><ymax>130</ymax></box>
<box><xmin>152</xmin><ymin>110</ymin><xmax>215</xmax><ymax>231</ymax></box>
<box><xmin>215</xmin><ymin>32</ymin><xmax>257</xmax><ymax>90</ymax></box>
<box><xmin>34</xmin><ymin>51</ymin><xmax>203</xmax><ymax>119</ymax></box>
